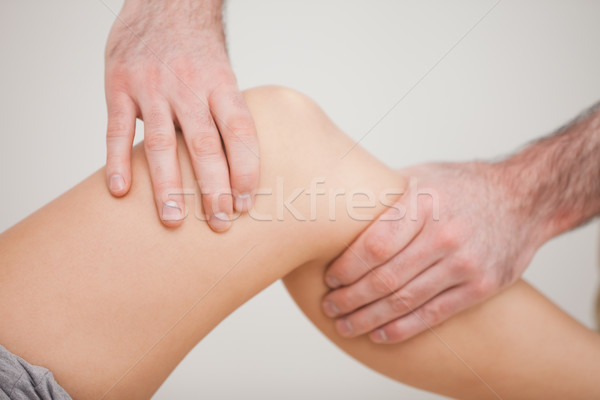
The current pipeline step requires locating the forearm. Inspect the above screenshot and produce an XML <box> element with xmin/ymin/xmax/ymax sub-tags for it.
<box><xmin>110</xmin><ymin>0</ymin><xmax>227</xmax><ymax>59</ymax></box>
<box><xmin>121</xmin><ymin>0</ymin><xmax>225</xmax><ymax>27</ymax></box>
<box><xmin>495</xmin><ymin>102</ymin><xmax>600</xmax><ymax>244</ymax></box>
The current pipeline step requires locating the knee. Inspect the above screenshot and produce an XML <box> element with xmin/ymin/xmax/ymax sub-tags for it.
<box><xmin>242</xmin><ymin>86</ymin><xmax>329</xmax><ymax>134</ymax></box>
<box><xmin>243</xmin><ymin>85</ymin><xmax>316</xmax><ymax>114</ymax></box>
<box><xmin>241</xmin><ymin>85</ymin><xmax>344</xmax><ymax>159</ymax></box>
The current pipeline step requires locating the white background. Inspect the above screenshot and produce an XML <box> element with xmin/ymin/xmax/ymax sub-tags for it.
<box><xmin>0</xmin><ymin>1</ymin><xmax>598</xmax><ymax>399</ymax></box>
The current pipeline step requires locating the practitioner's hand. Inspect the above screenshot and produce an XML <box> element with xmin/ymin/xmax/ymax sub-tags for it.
<box><xmin>104</xmin><ymin>0</ymin><xmax>259</xmax><ymax>231</ymax></box>
<box><xmin>322</xmin><ymin>162</ymin><xmax>544</xmax><ymax>343</ymax></box>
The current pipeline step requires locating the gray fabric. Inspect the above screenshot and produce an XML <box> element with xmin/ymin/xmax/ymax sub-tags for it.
<box><xmin>0</xmin><ymin>344</ymin><xmax>71</xmax><ymax>400</ymax></box>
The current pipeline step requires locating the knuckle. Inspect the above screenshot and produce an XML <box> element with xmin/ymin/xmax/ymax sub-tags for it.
<box><xmin>143</xmin><ymin>65</ymin><xmax>163</xmax><ymax>85</ymax></box>
<box><xmin>106</xmin><ymin>108</ymin><xmax>134</xmax><ymax>135</ymax></box>
<box><xmin>420</xmin><ymin>302</ymin><xmax>443</xmax><ymax>325</ymax></box>
<box><xmin>231</xmin><ymin>170</ymin><xmax>258</xmax><ymax>190</ymax></box>
<box><xmin>386</xmin><ymin>320</ymin><xmax>410</xmax><ymax>342</ymax></box>
<box><xmin>145</xmin><ymin>132</ymin><xmax>176</xmax><ymax>152</ymax></box>
<box><xmin>106</xmin><ymin>63</ymin><xmax>128</xmax><ymax>78</ymax></box>
<box><xmin>170</xmin><ymin>58</ymin><xmax>196</xmax><ymax>81</ymax></box>
<box><xmin>472</xmin><ymin>277</ymin><xmax>495</xmax><ymax>298</ymax></box>
<box><xmin>181</xmin><ymin>107</ymin><xmax>213</xmax><ymax>130</ymax></box>
<box><xmin>371</xmin><ymin>268</ymin><xmax>396</xmax><ymax>295</ymax></box>
<box><xmin>144</xmin><ymin>106</ymin><xmax>170</xmax><ymax>127</ymax></box>
<box><xmin>364</xmin><ymin>231</ymin><xmax>391</xmax><ymax>261</ymax></box>
<box><xmin>225</xmin><ymin>128</ymin><xmax>258</xmax><ymax>152</ymax></box>
<box><xmin>210</xmin><ymin>68</ymin><xmax>236</xmax><ymax>86</ymax></box>
<box><xmin>388</xmin><ymin>291</ymin><xmax>412</xmax><ymax>313</ymax></box>
<box><xmin>452</xmin><ymin>254</ymin><xmax>476</xmax><ymax>278</ymax></box>
<box><xmin>189</xmin><ymin>134</ymin><xmax>224</xmax><ymax>159</ymax></box>
<box><xmin>106</xmin><ymin>67</ymin><xmax>131</xmax><ymax>91</ymax></box>
<box><xmin>452</xmin><ymin>261</ymin><xmax>470</xmax><ymax>278</ymax></box>
<box><xmin>106</xmin><ymin>120</ymin><xmax>131</xmax><ymax>142</ymax></box>
<box><xmin>437</xmin><ymin>226</ymin><xmax>460</xmax><ymax>249</ymax></box>
<box><xmin>106</xmin><ymin>151</ymin><xmax>127</xmax><ymax>166</ymax></box>
<box><xmin>331</xmin><ymin>264</ymin><xmax>356</xmax><ymax>287</ymax></box>
<box><xmin>225</xmin><ymin>115</ymin><xmax>255</xmax><ymax>134</ymax></box>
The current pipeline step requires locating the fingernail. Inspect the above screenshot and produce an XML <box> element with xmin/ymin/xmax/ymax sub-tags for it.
<box><xmin>109</xmin><ymin>174</ymin><xmax>125</xmax><ymax>193</ymax></box>
<box><xmin>234</xmin><ymin>193</ymin><xmax>252</xmax><ymax>212</ymax></box>
<box><xmin>325</xmin><ymin>275</ymin><xmax>341</xmax><ymax>289</ymax></box>
<box><xmin>162</xmin><ymin>200</ymin><xmax>183</xmax><ymax>221</ymax></box>
<box><xmin>322</xmin><ymin>301</ymin><xmax>340</xmax><ymax>317</ymax></box>
<box><xmin>209</xmin><ymin>212</ymin><xmax>231</xmax><ymax>232</ymax></box>
<box><xmin>372</xmin><ymin>329</ymin><xmax>387</xmax><ymax>343</ymax></box>
<box><xmin>337</xmin><ymin>319</ymin><xmax>353</xmax><ymax>336</ymax></box>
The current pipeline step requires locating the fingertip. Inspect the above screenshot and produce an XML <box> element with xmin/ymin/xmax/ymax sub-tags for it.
<box><xmin>336</xmin><ymin>318</ymin><xmax>354</xmax><ymax>337</ymax></box>
<box><xmin>230</xmin><ymin>165</ymin><xmax>259</xmax><ymax>213</ymax></box>
<box><xmin>208</xmin><ymin>212</ymin><xmax>232</xmax><ymax>233</ymax></box>
<box><xmin>162</xmin><ymin>219</ymin><xmax>185</xmax><ymax>228</ymax></box>
<box><xmin>322</xmin><ymin>300</ymin><xmax>340</xmax><ymax>318</ymax></box>
<box><xmin>161</xmin><ymin>200</ymin><xmax>185</xmax><ymax>227</ymax></box>
<box><xmin>200</xmin><ymin>189</ymin><xmax>234</xmax><ymax>233</ymax></box>
<box><xmin>234</xmin><ymin>192</ymin><xmax>253</xmax><ymax>213</ymax></box>
<box><xmin>370</xmin><ymin>328</ymin><xmax>388</xmax><ymax>344</ymax></box>
<box><xmin>325</xmin><ymin>275</ymin><xmax>342</xmax><ymax>289</ymax></box>
<box><xmin>325</xmin><ymin>252</ymin><xmax>359</xmax><ymax>287</ymax></box>
<box><xmin>108</xmin><ymin>173</ymin><xmax>129</xmax><ymax>197</ymax></box>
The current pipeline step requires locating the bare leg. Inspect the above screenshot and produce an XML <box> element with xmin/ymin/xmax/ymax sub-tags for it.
<box><xmin>0</xmin><ymin>86</ymin><xmax>400</xmax><ymax>399</ymax></box>
<box><xmin>0</xmin><ymin>86</ymin><xmax>598</xmax><ymax>400</ymax></box>
<box><xmin>284</xmin><ymin>265</ymin><xmax>600</xmax><ymax>399</ymax></box>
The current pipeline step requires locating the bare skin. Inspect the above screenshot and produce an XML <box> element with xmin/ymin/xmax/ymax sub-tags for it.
<box><xmin>325</xmin><ymin>102</ymin><xmax>600</xmax><ymax>343</ymax></box>
<box><xmin>105</xmin><ymin>0</ymin><xmax>259</xmax><ymax>231</ymax></box>
<box><xmin>0</xmin><ymin>87</ymin><xmax>599</xmax><ymax>400</ymax></box>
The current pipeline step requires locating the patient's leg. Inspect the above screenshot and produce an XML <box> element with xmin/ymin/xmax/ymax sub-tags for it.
<box><xmin>0</xmin><ymin>86</ymin><xmax>598</xmax><ymax>400</ymax></box>
<box><xmin>0</xmin><ymin>86</ymin><xmax>401</xmax><ymax>399</ymax></box>
<box><xmin>284</xmin><ymin>265</ymin><xmax>600</xmax><ymax>399</ymax></box>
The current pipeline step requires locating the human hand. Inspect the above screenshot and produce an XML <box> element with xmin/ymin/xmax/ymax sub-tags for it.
<box><xmin>104</xmin><ymin>0</ymin><xmax>259</xmax><ymax>231</ymax></box>
<box><xmin>322</xmin><ymin>162</ymin><xmax>545</xmax><ymax>343</ymax></box>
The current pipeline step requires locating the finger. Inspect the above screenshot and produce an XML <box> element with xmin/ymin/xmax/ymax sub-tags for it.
<box><xmin>141</xmin><ymin>100</ymin><xmax>185</xmax><ymax>227</ymax></box>
<box><xmin>333</xmin><ymin>263</ymin><xmax>461</xmax><ymax>338</ymax></box>
<box><xmin>105</xmin><ymin>92</ymin><xmax>136</xmax><ymax>197</ymax></box>
<box><xmin>322</xmin><ymin>235</ymin><xmax>442</xmax><ymax>317</ymax></box>
<box><xmin>369</xmin><ymin>285</ymin><xmax>471</xmax><ymax>344</ymax></box>
<box><xmin>174</xmin><ymin>101</ymin><xmax>233</xmax><ymax>232</ymax></box>
<box><xmin>209</xmin><ymin>84</ymin><xmax>260</xmax><ymax>213</ymax></box>
<box><xmin>324</xmin><ymin>195</ymin><xmax>425</xmax><ymax>288</ymax></box>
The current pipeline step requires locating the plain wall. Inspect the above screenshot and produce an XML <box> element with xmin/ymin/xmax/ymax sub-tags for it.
<box><xmin>0</xmin><ymin>1</ymin><xmax>598</xmax><ymax>399</ymax></box>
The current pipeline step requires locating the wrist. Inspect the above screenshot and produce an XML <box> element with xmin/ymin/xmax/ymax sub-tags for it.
<box><xmin>120</xmin><ymin>0</ymin><xmax>225</xmax><ymax>35</ymax></box>
<box><xmin>488</xmin><ymin>156</ymin><xmax>562</xmax><ymax>248</ymax></box>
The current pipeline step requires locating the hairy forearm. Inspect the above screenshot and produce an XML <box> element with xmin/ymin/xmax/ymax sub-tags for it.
<box><xmin>496</xmin><ymin>102</ymin><xmax>600</xmax><ymax>244</ymax></box>
<box><xmin>117</xmin><ymin>0</ymin><xmax>226</xmax><ymax>46</ymax></box>
<box><xmin>122</xmin><ymin>0</ymin><xmax>224</xmax><ymax>22</ymax></box>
